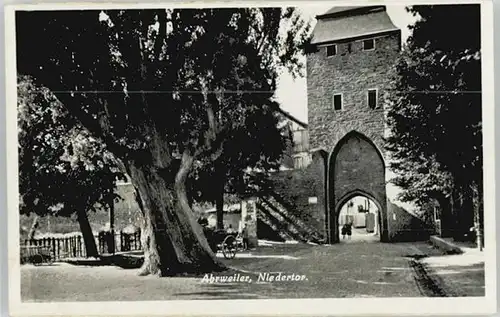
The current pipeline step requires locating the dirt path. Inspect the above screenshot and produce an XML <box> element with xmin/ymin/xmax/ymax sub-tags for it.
<box><xmin>21</xmin><ymin>240</ymin><xmax>460</xmax><ymax>301</ymax></box>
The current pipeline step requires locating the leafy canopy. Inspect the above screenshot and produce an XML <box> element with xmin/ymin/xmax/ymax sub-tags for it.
<box><xmin>16</xmin><ymin>8</ymin><xmax>311</xmax><ymax>176</ymax></box>
<box><xmin>385</xmin><ymin>4</ymin><xmax>482</xmax><ymax>206</ymax></box>
<box><xmin>18</xmin><ymin>75</ymin><xmax>125</xmax><ymax>218</ymax></box>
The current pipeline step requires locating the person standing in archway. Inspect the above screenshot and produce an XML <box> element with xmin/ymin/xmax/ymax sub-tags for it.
<box><xmin>341</xmin><ymin>223</ymin><xmax>352</xmax><ymax>239</ymax></box>
<box><xmin>346</xmin><ymin>222</ymin><xmax>353</xmax><ymax>240</ymax></box>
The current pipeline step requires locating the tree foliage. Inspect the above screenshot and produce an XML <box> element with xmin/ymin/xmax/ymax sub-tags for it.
<box><xmin>187</xmin><ymin>111</ymin><xmax>291</xmax><ymax>206</ymax></box>
<box><xmin>16</xmin><ymin>7</ymin><xmax>310</xmax><ymax>275</ymax></box>
<box><xmin>18</xmin><ymin>75</ymin><xmax>126</xmax><ymax>255</ymax></box>
<box><xmin>385</xmin><ymin>4</ymin><xmax>482</xmax><ymax>237</ymax></box>
<box><xmin>18</xmin><ymin>75</ymin><xmax>125</xmax><ymax>218</ymax></box>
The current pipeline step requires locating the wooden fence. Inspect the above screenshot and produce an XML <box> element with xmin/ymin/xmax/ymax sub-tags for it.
<box><xmin>22</xmin><ymin>231</ymin><xmax>142</xmax><ymax>261</ymax></box>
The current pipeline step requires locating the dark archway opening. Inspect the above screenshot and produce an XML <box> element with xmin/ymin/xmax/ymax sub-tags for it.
<box><xmin>328</xmin><ymin>131</ymin><xmax>389</xmax><ymax>243</ymax></box>
<box><xmin>337</xmin><ymin>195</ymin><xmax>381</xmax><ymax>243</ymax></box>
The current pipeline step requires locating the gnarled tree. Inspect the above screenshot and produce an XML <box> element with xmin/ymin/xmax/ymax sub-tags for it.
<box><xmin>16</xmin><ymin>7</ymin><xmax>310</xmax><ymax>275</ymax></box>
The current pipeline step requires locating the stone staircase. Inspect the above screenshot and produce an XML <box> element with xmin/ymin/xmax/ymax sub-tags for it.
<box><xmin>256</xmin><ymin>195</ymin><xmax>324</xmax><ymax>244</ymax></box>
<box><xmin>256</xmin><ymin>201</ymin><xmax>293</xmax><ymax>241</ymax></box>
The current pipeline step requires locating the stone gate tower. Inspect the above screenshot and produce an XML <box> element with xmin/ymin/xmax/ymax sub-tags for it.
<box><xmin>307</xmin><ymin>6</ymin><xmax>402</xmax><ymax>243</ymax></box>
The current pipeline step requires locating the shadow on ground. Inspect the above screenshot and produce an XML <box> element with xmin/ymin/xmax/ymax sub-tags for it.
<box><xmin>63</xmin><ymin>243</ymin><xmax>312</xmax><ymax>272</ymax></box>
<box><xmin>21</xmin><ymin>241</ymin><xmax>484</xmax><ymax>301</ymax></box>
<box><xmin>64</xmin><ymin>253</ymin><xmax>144</xmax><ymax>269</ymax></box>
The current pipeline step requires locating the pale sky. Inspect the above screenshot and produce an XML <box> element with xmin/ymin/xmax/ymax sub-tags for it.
<box><xmin>275</xmin><ymin>5</ymin><xmax>419</xmax><ymax>123</ymax></box>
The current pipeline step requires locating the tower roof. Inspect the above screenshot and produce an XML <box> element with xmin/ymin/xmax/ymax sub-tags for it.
<box><xmin>311</xmin><ymin>6</ymin><xmax>399</xmax><ymax>45</ymax></box>
<box><xmin>316</xmin><ymin>6</ymin><xmax>365</xmax><ymax>18</ymax></box>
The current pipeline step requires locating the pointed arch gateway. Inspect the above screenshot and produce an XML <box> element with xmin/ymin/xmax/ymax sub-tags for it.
<box><xmin>327</xmin><ymin>131</ymin><xmax>389</xmax><ymax>243</ymax></box>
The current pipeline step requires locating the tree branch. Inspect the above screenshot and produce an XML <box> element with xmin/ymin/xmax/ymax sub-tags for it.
<box><xmin>257</xmin><ymin>33</ymin><xmax>268</xmax><ymax>56</ymax></box>
<box><xmin>271</xmin><ymin>104</ymin><xmax>308</xmax><ymax>128</ymax></box>
<box><xmin>193</xmin><ymin>103</ymin><xmax>226</xmax><ymax>162</ymax></box>
<box><xmin>153</xmin><ymin>10</ymin><xmax>167</xmax><ymax>61</ymax></box>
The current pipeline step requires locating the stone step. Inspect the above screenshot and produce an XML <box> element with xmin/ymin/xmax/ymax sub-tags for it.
<box><xmin>256</xmin><ymin>206</ymin><xmax>293</xmax><ymax>241</ymax></box>
<box><xmin>429</xmin><ymin>235</ymin><xmax>464</xmax><ymax>255</ymax></box>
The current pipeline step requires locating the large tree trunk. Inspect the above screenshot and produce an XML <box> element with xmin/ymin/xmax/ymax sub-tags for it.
<box><xmin>215</xmin><ymin>191</ymin><xmax>224</xmax><ymax>230</ymax></box>
<box><xmin>479</xmin><ymin>185</ymin><xmax>484</xmax><ymax>248</ymax></box>
<box><xmin>214</xmin><ymin>161</ymin><xmax>227</xmax><ymax>230</ymax></box>
<box><xmin>215</xmin><ymin>168</ymin><xmax>225</xmax><ymax>230</ymax></box>
<box><xmin>108</xmin><ymin>196</ymin><xmax>116</xmax><ymax>254</ymax></box>
<box><xmin>76</xmin><ymin>210</ymin><xmax>99</xmax><ymax>258</ymax></box>
<box><xmin>28</xmin><ymin>215</ymin><xmax>39</xmax><ymax>240</ymax></box>
<box><xmin>452</xmin><ymin>188</ymin><xmax>475</xmax><ymax>242</ymax></box>
<box><xmin>472</xmin><ymin>183</ymin><xmax>484</xmax><ymax>250</ymax></box>
<box><xmin>127</xmin><ymin>150</ymin><xmax>226</xmax><ymax>277</ymax></box>
<box><xmin>461</xmin><ymin>192</ymin><xmax>475</xmax><ymax>241</ymax></box>
<box><xmin>435</xmin><ymin>194</ymin><xmax>453</xmax><ymax>238</ymax></box>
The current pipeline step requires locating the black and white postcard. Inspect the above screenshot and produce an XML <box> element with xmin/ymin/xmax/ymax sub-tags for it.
<box><xmin>4</xmin><ymin>1</ymin><xmax>497</xmax><ymax>316</ymax></box>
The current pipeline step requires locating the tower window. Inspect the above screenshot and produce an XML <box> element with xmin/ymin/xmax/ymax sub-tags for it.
<box><xmin>368</xmin><ymin>89</ymin><xmax>378</xmax><ymax>109</ymax></box>
<box><xmin>363</xmin><ymin>38</ymin><xmax>375</xmax><ymax>51</ymax></box>
<box><xmin>326</xmin><ymin>44</ymin><xmax>337</xmax><ymax>57</ymax></box>
<box><xmin>333</xmin><ymin>93</ymin><xmax>343</xmax><ymax>110</ymax></box>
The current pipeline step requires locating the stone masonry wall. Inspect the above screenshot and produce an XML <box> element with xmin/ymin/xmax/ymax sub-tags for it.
<box><xmin>327</xmin><ymin>133</ymin><xmax>388</xmax><ymax>242</ymax></box>
<box><xmin>387</xmin><ymin>201</ymin><xmax>433</xmax><ymax>242</ymax></box>
<box><xmin>333</xmin><ymin>135</ymin><xmax>386</xmax><ymax>206</ymax></box>
<box><xmin>264</xmin><ymin>151</ymin><xmax>328</xmax><ymax>242</ymax></box>
<box><xmin>304</xmin><ymin>30</ymin><xmax>434</xmax><ymax>243</ymax></box>
<box><xmin>307</xmin><ymin>32</ymin><xmax>401</xmax><ymax>154</ymax></box>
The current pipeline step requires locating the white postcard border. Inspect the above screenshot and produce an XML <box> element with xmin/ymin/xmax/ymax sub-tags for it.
<box><xmin>4</xmin><ymin>0</ymin><xmax>497</xmax><ymax>316</ymax></box>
